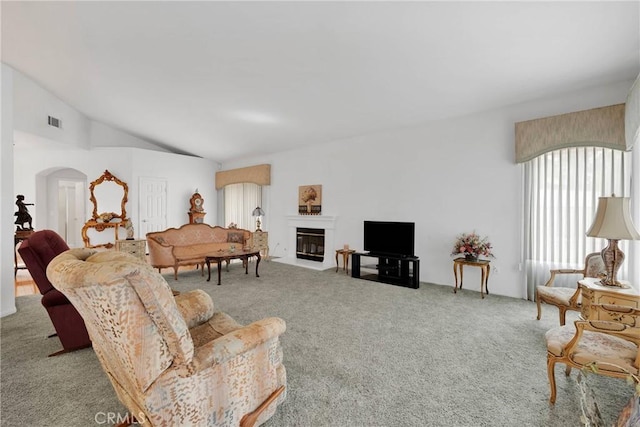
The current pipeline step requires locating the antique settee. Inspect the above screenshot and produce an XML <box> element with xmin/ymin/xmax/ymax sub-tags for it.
<box><xmin>147</xmin><ymin>224</ymin><xmax>252</xmax><ymax>279</ymax></box>
<box><xmin>47</xmin><ymin>249</ymin><xmax>286</xmax><ymax>427</ymax></box>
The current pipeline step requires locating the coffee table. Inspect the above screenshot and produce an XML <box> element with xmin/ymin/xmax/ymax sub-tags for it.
<box><xmin>205</xmin><ymin>249</ymin><xmax>261</xmax><ymax>285</ymax></box>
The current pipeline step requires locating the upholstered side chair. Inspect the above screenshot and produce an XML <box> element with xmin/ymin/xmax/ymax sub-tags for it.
<box><xmin>17</xmin><ymin>229</ymin><xmax>92</xmax><ymax>356</ymax></box>
<box><xmin>536</xmin><ymin>253</ymin><xmax>605</xmax><ymax>326</ymax></box>
<box><xmin>47</xmin><ymin>249</ymin><xmax>286</xmax><ymax>427</ymax></box>
<box><xmin>545</xmin><ymin>304</ymin><xmax>640</xmax><ymax>404</ymax></box>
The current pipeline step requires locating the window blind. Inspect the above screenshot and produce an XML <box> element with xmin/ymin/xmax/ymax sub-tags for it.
<box><xmin>523</xmin><ymin>146</ymin><xmax>631</xmax><ymax>299</ymax></box>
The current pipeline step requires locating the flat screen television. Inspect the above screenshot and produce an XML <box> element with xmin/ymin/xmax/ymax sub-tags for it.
<box><xmin>363</xmin><ymin>221</ymin><xmax>415</xmax><ymax>257</ymax></box>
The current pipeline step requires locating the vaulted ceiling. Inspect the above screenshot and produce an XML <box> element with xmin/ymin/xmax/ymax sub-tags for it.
<box><xmin>2</xmin><ymin>1</ymin><xmax>639</xmax><ymax>162</ymax></box>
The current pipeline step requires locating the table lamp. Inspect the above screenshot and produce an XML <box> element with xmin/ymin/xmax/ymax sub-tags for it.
<box><xmin>586</xmin><ymin>196</ymin><xmax>640</xmax><ymax>287</ymax></box>
<box><xmin>252</xmin><ymin>207</ymin><xmax>265</xmax><ymax>231</ymax></box>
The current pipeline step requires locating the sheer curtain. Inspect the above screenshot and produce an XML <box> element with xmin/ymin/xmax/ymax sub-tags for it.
<box><xmin>224</xmin><ymin>183</ymin><xmax>262</xmax><ymax>231</ymax></box>
<box><xmin>523</xmin><ymin>147</ymin><xmax>631</xmax><ymax>299</ymax></box>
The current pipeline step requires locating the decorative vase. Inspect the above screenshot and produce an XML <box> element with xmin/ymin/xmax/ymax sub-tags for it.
<box><xmin>465</xmin><ymin>254</ymin><xmax>478</xmax><ymax>262</ymax></box>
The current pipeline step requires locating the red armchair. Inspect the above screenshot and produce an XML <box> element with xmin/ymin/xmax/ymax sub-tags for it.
<box><xmin>18</xmin><ymin>230</ymin><xmax>92</xmax><ymax>356</ymax></box>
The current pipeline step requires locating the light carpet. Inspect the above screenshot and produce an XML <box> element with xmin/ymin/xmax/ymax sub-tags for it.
<box><xmin>0</xmin><ymin>260</ymin><xmax>633</xmax><ymax>426</ymax></box>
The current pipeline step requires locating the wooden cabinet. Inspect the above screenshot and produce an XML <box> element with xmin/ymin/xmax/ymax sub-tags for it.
<box><xmin>579</xmin><ymin>277</ymin><xmax>639</xmax><ymax>321</ymax></box>
<box><xmin>252</xmin><ymin>231</ymin><xmax>269</xmax><ymax>259</ymax></box>
<box><xmin>115</xmin><ymin>239</ymin><xmax>147</xmax><ymax>262</ymax></box>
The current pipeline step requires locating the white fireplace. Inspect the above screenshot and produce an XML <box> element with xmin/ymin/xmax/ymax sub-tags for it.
<box><xmin>274</xmin><ymin>215</ymin><xmax>337</xmax><ymax>271</ymax></box>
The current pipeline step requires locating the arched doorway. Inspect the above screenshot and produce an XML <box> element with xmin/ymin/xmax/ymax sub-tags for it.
<box><xmin>36</xmin><ymin>168</ymin><xmax>87</xmax><ymax>247</ymax></box>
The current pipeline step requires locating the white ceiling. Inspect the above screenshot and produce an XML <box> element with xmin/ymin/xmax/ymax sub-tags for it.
<box><xmin>2</xmin><ymin>1</ymin><xmax>639</xmax><ymax>163</ymax></box>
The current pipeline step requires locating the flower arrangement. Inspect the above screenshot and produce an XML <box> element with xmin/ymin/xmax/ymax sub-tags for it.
<box><xmin>451</xmin><ymin>232</ymin><xmax>494</xmax><ymax>260</ymax></box>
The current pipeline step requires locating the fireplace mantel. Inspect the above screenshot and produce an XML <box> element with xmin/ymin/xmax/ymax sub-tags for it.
<box><xmin>283</xmin><ymin>215</ymin><xmax>336</xmax><ymax>229</ymax></box>
<box><xmin>274</xmin><ymin>215</ymin><xmax>337</xmax><ymax>271</ymax></box>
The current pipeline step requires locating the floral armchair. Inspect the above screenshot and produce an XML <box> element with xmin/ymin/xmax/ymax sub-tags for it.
<box><xmin>545</xmin><ymin>303</ymin><xmax>640</xmax><ymax>404</ymax></box>
<box><xmin>47</xmin><ymin>249</ymin><xmax>286</xmax><ymax>427</ymax></box>
<box><xmin>536</xmin><ymin>252</ymin><xmax>605</xmax><ymax>326</ymax></box>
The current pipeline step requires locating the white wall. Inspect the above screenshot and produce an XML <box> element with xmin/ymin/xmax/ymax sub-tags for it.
<box><xmin>14</xmin><ymin>140</ymin><xmax>133</xmax><ymax>235</ymax></box>
<box><xmin>3</xmin><ymin>62</ymin><xmax>635</xmax><ymax>315</ymax></box>
<box><xmin>2</xmin><ymin>66</ymin><xmax>218</xmax><ymax>317</ymax></box>
<box><xmin>9</xmin><ymin>66</ymin><xmax>219</xmax><ymax>233</ymax></box>
<box><xmin>90</xmin><ymin>121</ymin><xmax>172</xmax><ymax>153</ymax></box>
<box><xmin>631</xmin><ymin>141</ymin><xmax>640</xmax><ymax>287</ymax></box>
<box><xmin>223</xmin><ymin>80</ymin><xmax>634</xmax><ymax>299</ymax></box>
<box><xmin>626</xmin><ymin>75</ymin><xmax>640</xmax><ymax>288</ymax></box>
<box><xmin>13</xmin><ymin>144</ymin><xmax>218</xmax><ymax>236</ymax></box>
<box><xmin>13</xmin><ymin>68</ymin><xmax>91</xmax><ymax>150</ymax></box>
<box><xmin>129</xmin><ymin>148</ymin><xmax>218</xmax><ymax>228</ymax></box>
<box><xmin>2</xmin><ymin>65</ymin><xmax>17</xmax><ymax>317</ymax></box>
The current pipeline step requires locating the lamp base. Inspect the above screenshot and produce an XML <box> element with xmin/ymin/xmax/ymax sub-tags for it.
<box><xmin>599</xmin><ymin>239</ymin><xmax>626</xmax><ymax>288</ymax></box>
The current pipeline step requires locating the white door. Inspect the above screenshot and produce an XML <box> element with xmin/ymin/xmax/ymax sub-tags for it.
<box><xmin>57</xmin><ymin>179</ymin><xmax>85</xmax><ymax>248</ymax></box>
<box><xmin>139</xmin><ymin>177</ymin><xmax>167</xmax><ymax>238</ymax></box>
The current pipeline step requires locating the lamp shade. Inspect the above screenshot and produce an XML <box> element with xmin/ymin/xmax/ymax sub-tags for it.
<box><xmin>586</xmin><ymin>196</ymin><xmax>640</xmax><ymax>240</ymax></box>
<box><xmin>252</xmin><ymin>207</ymin><xmax>265</xmax><ymax>217</ymax></box>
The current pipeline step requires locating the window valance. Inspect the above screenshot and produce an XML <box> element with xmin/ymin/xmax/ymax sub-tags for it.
<box><xmin>514</xmin><ymin>104</ymin><xmax>626</xmax><ymax>163</ymax></box>
<box><xmin>625</xmin><ymin>74</ymin><xmax>640</xmax><ymax>151</ymax></box>
<box><xmin>215</xmin><ymin>164</ymin><xmax>271</xmax><ymax>190</ymax></box>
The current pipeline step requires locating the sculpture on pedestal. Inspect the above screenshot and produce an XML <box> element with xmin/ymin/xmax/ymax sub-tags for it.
<box><xmin>14</xmin><ymin>195</ymin><xmax>34</xmax><ymax>231</ymax></box>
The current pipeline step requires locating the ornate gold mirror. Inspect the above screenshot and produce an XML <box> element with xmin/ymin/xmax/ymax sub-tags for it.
<box><xmin>89</xmin><ymin>170</ymin><xmax>129</xmax><ymax>221</ymax></box>
<box><xmin>82</xmin><ymin>170</ymin><xmax>129</xmax><ymax>248</ymax></box>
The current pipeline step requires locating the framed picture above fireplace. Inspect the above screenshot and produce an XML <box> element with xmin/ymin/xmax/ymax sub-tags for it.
<box><xmin>298</xmin><ymin>185</ymin><xmax>322</xmax><ymax>215</ymax></box>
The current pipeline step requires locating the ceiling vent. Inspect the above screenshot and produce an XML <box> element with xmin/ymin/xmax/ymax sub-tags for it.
<box><xmin>47</xmin><ymin>115</ymin><xmax>62</xmax><ymax>129</ymax></box>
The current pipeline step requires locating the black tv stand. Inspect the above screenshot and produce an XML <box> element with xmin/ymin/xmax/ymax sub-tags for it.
<box><xmin>351</xmin><ymin>252</ymin><xmax>419</xmax><ymax>289</ymax></box>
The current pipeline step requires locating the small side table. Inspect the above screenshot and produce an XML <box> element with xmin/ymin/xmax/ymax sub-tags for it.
<box><xmin>336</xmin><ymin>249</ymin><xmax>356</xmax><ymax>273</ymax></box>
<box><xmin>453</xmin><ymin>257</ymin><xmax>491</xmax><ymax>298</ymax></box>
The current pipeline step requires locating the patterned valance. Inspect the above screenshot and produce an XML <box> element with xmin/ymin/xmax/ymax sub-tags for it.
<box><xmin>626</xmin><ymin>74</ymin><xmax>640</xmax><ymax>151</ymax></box>
<box><xmin>515</xmin><ymin>104</ymin><xmax>626</xmax><ymax>163</ymax></box>
<box><xmin>215</xmin><ymin>164</ymin><xmax>271</xmax><ymax>189</ymax></box>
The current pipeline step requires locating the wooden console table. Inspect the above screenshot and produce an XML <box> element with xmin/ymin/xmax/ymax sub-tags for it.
<box><xmin>82</xmin><ymin>220</ymin><xmax>126</xmax><ymax>249</ymax></box>
<box><xmin>578</xmin><ymin>277</ymin><xmax>639</xmax><ymax>321</ymax></box>
<box><xmin>453</xmin><ymin>257</ymin><xmax>491</xmax><ymax>298</ymax></box>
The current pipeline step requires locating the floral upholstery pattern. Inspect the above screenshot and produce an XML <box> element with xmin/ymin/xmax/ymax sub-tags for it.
<box><xmin>544</xmin><ymin>304</ymin><xmax>640</xmax><ymax>404</ymax></box>
<box><xmin>47</xmin><ymin>249</ymin><xmax>286</xmax><ymax>426</ymax></box>
<box><xmin>585</xmin><ymin>254</ymin><xmax>606</xmax><ymax>279</ymax></box>
<box><xmin>546</xmin><ymin>325</ymin><xmax>638</xmax><ymax>374</ymax></box>
<box><xmin>227</xmin><ymin>231</ymin><xmax>245</xmax><ymax>243</ymax></box>
<box><xmin>537</xmin><ymin>287</ymin><xmax>581</xmax><ymax>306</ymax></box>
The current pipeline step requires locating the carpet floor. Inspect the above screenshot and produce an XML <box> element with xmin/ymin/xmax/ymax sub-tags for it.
<box><xmin>0</xmin><ymin>260</ymin><xmax>633</xmax><ymax>426</ymax></box>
